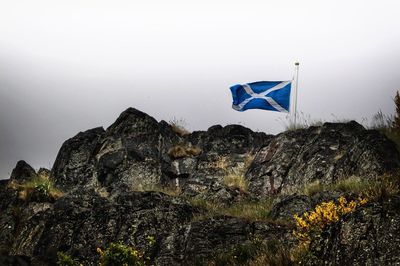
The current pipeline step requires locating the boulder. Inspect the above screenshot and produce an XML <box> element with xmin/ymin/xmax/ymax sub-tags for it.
<box><xmin>10</xmin><ymin>161</ymin><xmax>37</xmax><ymax>182</ymax></box>
<box><xmin>51</xmin><ymin>127</ymin><xmax>105</xmax><ymax>190</ymax></box>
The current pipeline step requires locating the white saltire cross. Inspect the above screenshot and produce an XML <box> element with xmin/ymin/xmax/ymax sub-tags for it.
<box><xmin>232</xmin><ymin>81</ymin><xmax>291</xmax><ymax>112</ymax></box>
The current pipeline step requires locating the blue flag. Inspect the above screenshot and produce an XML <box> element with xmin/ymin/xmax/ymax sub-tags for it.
<box><xmin>230</xmin><ymin>81</ymin><xmax>292</xmax><ymax>112</ymax></box>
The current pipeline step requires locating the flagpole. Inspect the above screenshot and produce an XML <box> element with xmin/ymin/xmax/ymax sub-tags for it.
<box><xmin>293</xmin><ymin>62</ymin><xmax>300</xmax><ymax>127</ymax></box>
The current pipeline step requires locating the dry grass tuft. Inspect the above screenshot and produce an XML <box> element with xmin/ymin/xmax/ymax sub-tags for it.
<box><xmin>223</xmin><ymin>169</ymin><xmax>248</xmax><ymax>192</ymax></box>
<box><xmin>168</xmin><ymin>144</ymin><xmax>202</xmax><ymax>159</ymax></box>
<box><xmin>209</xmin><ymin>154</ymin><xmax>254</xmax><ymax>192</ymax></box>
<box><xmin>169</xmin><ymin>118</ymin><xmax>191</xmax><ymax>137</ymax></box>
<box><xmin>301</xmin><ymin>174</ymin><xmax>400</xmax><ymax>200</ymax></box>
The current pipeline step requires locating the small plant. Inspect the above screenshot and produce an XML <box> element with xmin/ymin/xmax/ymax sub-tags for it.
<box><xmin>370</xmin><ymin>110</ymin><xmax>393</xmax><ymax>130</ymax></box>
<box><xmin>97</xmin><ymin>243</ymin><xmax>146</xmax><ymax>266</ymax></box>
<box><xmin>145</xmin><ymin>236</ymin><xmax>156</xmax><ymax>247</ymax></box>
<box><xmin>8</xmin><ymin>173</ymin><xmax>63</xmax><ymax>203</ymax></box>
<box><xmin>168</xmin><ymin>144</ymin><xmax>202</xmax><ymax>159</ymax></box>
<box><xmin>293</xmin><ymin>196</ymin><xmax>368</xmax><ymax>243</ymax></box>
<box><xmin>169</xmin><ymin>117</ymin><xmax>191</xmax><ymax>137</ymax></box>
<box><xmin>57</xmin><ymin>252</ymin><xmax>80</xmax><ymax>266</ymax></box>
<box><xmin>223</xmin><ymin>169</ymin><xmax>248</xmax><ymax>192</ymax></box>
<box><xmin>363</xmin><ymin>174</ymin><xmax>400</xmax><ymax>201</ymax></box>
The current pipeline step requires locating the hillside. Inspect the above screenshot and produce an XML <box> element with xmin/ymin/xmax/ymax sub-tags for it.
<box><xmin>1</xmin><ymin>107</ymin><xmax>400</xmax><ymax>265</ymax></box>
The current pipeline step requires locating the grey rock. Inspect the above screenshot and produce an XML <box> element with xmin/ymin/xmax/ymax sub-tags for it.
<box><xmin>247</xmin><ymin>121</ymin><xmax>400</xmax><ymax>199</ymax></box>
<box><xmin>10</xmin><ymin>161</ymin><xmax>37</xmax><ymax>182</ymax></box>
<box><xmin>0</xmin><ymin>255</ymin><xmax>30</xmax><ymax>266</ymax></box>
<box><xmin>37</xmin><ymin>168</ymin><xmax>50</xmax><ymax>177</ymax></box>
<box><xmin>51</xmin><ymin>127</ymin><xmax>105</xmax><ymax>190</ymax></box>
<box><xmin>269</xmin><ymin>195</ymin><xmax>313</xmax><ymax>220</ymax></box>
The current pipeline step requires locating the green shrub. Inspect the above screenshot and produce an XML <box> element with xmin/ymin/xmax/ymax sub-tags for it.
<box><xmin>97</xmin><ymin>243</ymin><xmax>146</xmax><ymax>266</ymax></box>
<box><xmin>57</xmin><ymin>252</ymin><xmax>79</xmax><ymax>266</ymax></box>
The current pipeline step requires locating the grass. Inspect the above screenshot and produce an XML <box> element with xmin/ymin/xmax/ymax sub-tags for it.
<box><xmin>368</xmin><ymin>109</ymin><xmax>400</xmax><ymax>151</ymax></box>
<box><xmin>223</xmin><ymin>169</ymin><xmax>248</xmax><ymax>192</ymax></box>
<box><xmin>210</xmin><ymin>154</ymin><xmax>254</xmax><ymax>192</ymax></box>
<box><xmin>301</xmin><ymin>174</ymin><xmax>400</xmax><ymax>202</ymax></box>
<box><xmin>302</xmin><ymin>176</ymin><xmax>371</xmax><ymax>196</ymax></box>
<box><xmin>189</xmin><ymin>198</ymin><xmax>276</xmax><ymax>222</ymax></box>
<box><xmin>8</xmin><ymin>173</ymin><xmax>63</xmax><ymax>203</ymax></box>
<box><xmin>169</xmin><ymin>117</ymin><xmax>191</xmax><ymax>137</ymax></box>
<box><xmin>168</xmin><ymin>144</ymin><xmax>202</xmax><ymax>159</ymax></box>
<box><xmin>205</xmin><ymin>238</ymin><xmax>296</xmax><ymax>266</ymax></box>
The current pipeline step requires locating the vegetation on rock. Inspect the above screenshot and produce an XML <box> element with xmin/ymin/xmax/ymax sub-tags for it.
<box><xmin>97</xmin><ymin>243</ymin><xmax>147</xmax><ymax>266</ymax></box>
<box><xmin>169</xmin><ymin>117</ymin><xmax>191</xmax><ymax>137</ymax></box>
<box><xmin>168</xmin><ymin>144</ymin><xmax>202</xmax><ymax>159</ymax></box>
<box><xmin>57</xmin><ymin>252</ymin><xmax>80</xmax><ymax>266</ymax></box>
<box><xmin>8</xmin><ymin>172</ymin><xmax>62</xmax><ymax>202</ymax></box>
<box><xmin>190</xmin><ymin>198</ymin><xmax>275</xmax><ymax>222</ymax></box>
<box><xmin>293</xmin><ymin>196</ymin><xmax>368</xmax><ymax>243</ymax></box>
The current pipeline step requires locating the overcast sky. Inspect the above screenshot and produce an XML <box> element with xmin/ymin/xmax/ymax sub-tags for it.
<box><xmin>1</xmin><ymin>0</ymin><xmax>399</xmax><ymax>178</ymax></box>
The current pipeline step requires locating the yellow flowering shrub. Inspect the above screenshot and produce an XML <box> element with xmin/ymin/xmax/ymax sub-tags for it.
<box><xmin>293</xmin><ymin>196</ymin><xmax>368</xmax><ymax>242</ymax></box>
<box><xmin>97</xmin><ymin>243</ymin><xmax>146</xmax><ymax>266</ymax></box>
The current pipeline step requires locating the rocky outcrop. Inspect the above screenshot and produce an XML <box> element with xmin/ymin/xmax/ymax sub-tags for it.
<box><xmin>51</xmin><ymin>109</ymin><xmax>399</xmax><ymax>201</ymax></box>
<box><xmin>0</xmin><ymin>255</ymin><xmax>30</xmax><ymax>266</ymax></box>
<box><xmin>50</xmin><ymin>108</ymin><xmax>271</xmax><ymax>199</ymax></box>
<box><xmin>247</xmin><ymin>122</ymin><xmax>400</xmax><ymax>198</ymax></box>
<box><xmin>10</xmin><ymin>161</ymin><xmax>37</xmax><ymax>182</ymax></box>
<box><xmin>6</xmin><ymin>190</ymin><xmax>197</xmax><ymax>265</ymax></box>
<box><xmin>1</xmin><ymin>188</ymin><xmax>294</xmax><ymax>265</ymax></box>
<box><xmin>2</xmin><ymin>108</ymin><xmax>400</xmax><ymax>265</ymax></box>
<box><xmin>306</xmin><ymin>196</ymin><xmax>400</xmax><ymax>265</ymax></box>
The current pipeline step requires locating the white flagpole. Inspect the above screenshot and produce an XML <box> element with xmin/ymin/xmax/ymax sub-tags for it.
<box><xmin>293</xmin><ymin>62</ymin><xmax>300</xmax><ymax>127</ymax></box>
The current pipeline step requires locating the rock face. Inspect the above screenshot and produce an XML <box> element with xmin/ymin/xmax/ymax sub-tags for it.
<box><xmin>51</xmin><ymin>127</ymin><xmax>105</xmax><ymax>190</ymax></box>
<box><xmin>1</xmin><ymin>108</ymin><xmax>400</xmax><ymax>265</ymax></box>
<box><xmin>306</xmin><ymin>196</ymin><xmax>400</xmax><ymax>265</ymax></box>
<box><xmin>2</xmin><ymin>188</ymin><xmax>292</xmax><ymax>265</ymax></box>
<box><xmin>247</xmin><ymin>121</ymin><xmax>400</xmax><ymax>198</ymax></box>
<box><xmin>51</xmin><ymin>108</ymin><xmax>271</xmax><ymax>199</ymax></box>
<box><xmin>10</xmin><ymin>160</ymin><xmax>37</xmax><ymax>182</ymax></box>
<box><xmin>8</xmin><ymin>190</ymin><xmax>197</xmax><ymax>265</ymax></box>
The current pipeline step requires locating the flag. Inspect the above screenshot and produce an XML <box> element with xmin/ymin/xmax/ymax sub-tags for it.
<box><xmin>230</xmin><ymin>81</ymin><xmax>292</xmax><ymax>112</ymax></box>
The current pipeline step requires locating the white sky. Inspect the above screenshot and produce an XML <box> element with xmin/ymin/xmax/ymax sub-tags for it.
<box><xmin>1</xmin><ymin>0</ymin><xmax>400</xmax><ymax>178</ymax></box>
